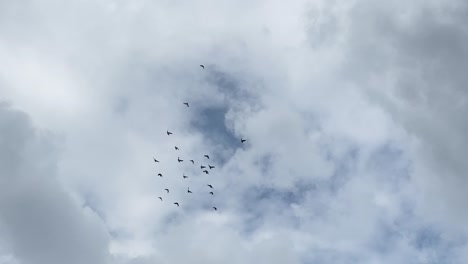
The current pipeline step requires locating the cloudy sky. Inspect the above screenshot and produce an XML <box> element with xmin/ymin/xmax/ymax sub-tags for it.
<box><xmin>1</xmin><ymin>0</ymin><xmax>468</xmax><ymax>263</ymax></box>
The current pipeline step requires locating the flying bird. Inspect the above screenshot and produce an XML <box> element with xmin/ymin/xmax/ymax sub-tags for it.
<box><xmin>165</xmin><ymin>189</ymin><xmax>169</xmax><ymax>193</ymax></box>
<box><xmin>158</xmin><ymin>197</ymin><xmax>163</xmax><ymax>201</ymax></box>
<box><xmin>178</xmin><ymin>157</ymin><xmax>183</xmax><ymax>162</ymax></box>
<box><xmin>204</xmin><ymin>155</ymin><xmax>210</xmax><ymax>159</ymax></box>
<box><xmin>158</xmin><ymin>173</ymin><xmax>163</xmax><ymax>177</ymax></box>
<box><xmin>174</xmin><ymin>202</ymin><xmax>179</xmax><ymax>207</ymax></box>
<box><xmin>190</xmin><ymin>159</ymin><xmax>194</xmax><ymax>164</ymax></box>
<box><xmin>203</xmin><ymin>170</ymin><xmax>209</xmax><ymax>174</ymax></box>
<box><xmin>187</xmin><ymin>188</ymin><xmax>192</xmax><ymax>194</ymax></box>
<box><xmin>175</xmin><ymin>146</ymin><xmax>179</xmax><ymax>150</ymax></box>
<box><xmin>207</xmin><ymin>184</ymin><xmax>213</xmax><ymax>189</ymax></box>
<box><xmin>208</xmin><ymin>165</ymin><xmax>215</xmax><ymax>169</ymax></box>
<box><xmin>209</xmin><ymin>192</ymin><xmax>214</xmax><ymax>195</ymax></box>
<box><xmin>183</xmin><ymin>174</ymin><xmax>188</xmax><ymax>179</ymax></box>
<box><xmin>200</xmin><ymin>65</ymin><xmax>205</xmax><ymax>69</ymax></box>
<box><xmin>167</xmin><ymin>130</ymin><xmax>173</xmax><ymax>135</ymax></box>
<box><xmin>200</xmin><ymin>165</ymin><xmax>206</xmax><ymax>169</ymax></box>
<box><xmin>183</xmin><ymin>102</ymin><xmax>189</xmax><ymax>107</ymax></box>
<box><xmin>213</xmin><ymin>207</ymin><xmax>217</xmax><ymax>210</ymax></box>
<box><xmin>153</xmin><ymin>158</ymin><xmax>159</xmax><ymax>163</ymax></box>
<box><xmin>241</xmin><ymin>139</ymin><xmax>247</xmax><ymax>143</ymax></box>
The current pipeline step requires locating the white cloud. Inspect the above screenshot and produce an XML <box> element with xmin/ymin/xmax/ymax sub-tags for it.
<box><xmin>1</xmin><ymin>0</ymin><xmax>468</xmax><ymax>263</ymax></box>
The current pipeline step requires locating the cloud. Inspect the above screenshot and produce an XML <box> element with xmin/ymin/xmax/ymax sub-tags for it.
<box><xmin>340</xmin><ymin>0</ymin><xmax>468</xmax><ymax>231</ymax></box>
<box><xmin>0</xmin><ymin>0</ymin><xmax>468</xmax><ymax>263</ymax></box>
<box><xmin>0</xmin><ymin>103</ymin><xmax>110</xmax><ymax>264</ymax></box>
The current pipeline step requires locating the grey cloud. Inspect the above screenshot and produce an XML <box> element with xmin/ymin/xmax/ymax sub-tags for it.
<box><xmin>0</xmin><ymin>103</ymin><xmax>110</xmax><ymax>264</ymax></box>
<box><xmin>1</xmin><ymin>0</ymin><xmax>468</xmax><ymax>263</ymax></box>
<box><xmin>338</xmin><ymin>0</ymin><xmax>468</xmax><ymax>230</ymax></box>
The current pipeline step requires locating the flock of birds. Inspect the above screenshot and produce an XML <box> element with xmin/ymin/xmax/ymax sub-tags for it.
<box><xmin>152</xmin><ymin>64</ymin><xmax>247</xmax><ymax>211</ymax></box>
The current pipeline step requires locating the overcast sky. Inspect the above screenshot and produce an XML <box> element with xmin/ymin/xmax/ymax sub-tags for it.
<box><xmin>1</xmin><ymin>0</ymin><xmax>468</xmax><ymax>263</ymax></box>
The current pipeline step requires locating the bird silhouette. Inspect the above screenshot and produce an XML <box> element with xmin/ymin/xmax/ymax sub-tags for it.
<box><xmin>190</xmin><ymin>160</ymin><xmax>195</xmax><ymax>164</ymax></box>
<box><xmin>183</xmin><ymin>174</ymin><xmax>188</xmax><ymax>179</ymax></box>
<box><xmin>207</xmin><ymin>184</ymin><xmax>213</xmax><ymax>189</ymax></box>
<box><xmin>187</xmin><ymin>188</ymin><xmax>192</xmax><ymax>194</ymax></box>
<box><xmin>209</xmin><ymin>192</ymin><xmax>214</xmax><ymax>195</ymax></box>
<box><xmin>153</xmin><ymin>158</ymin><xmax>159</xmax><ymax>163</ymax></box>
<box><xmin>200</xmin><ymin>165</ymin><xmax>206</xmax><ymax>169</ymax></box>
<box><xmin>204</xmin><ymin>155</ymin><xmax>210</xmax><ymax>159</ymax></box>
<box><xmin>158</xmin><ymin>197</ymin><xmax>163</xmax><ymax>201</ymax></box>
<box><xmin>241</xmin><ymin>139</ymin><xmax>247</xmax><ymax>143</ymax></box>
<box><xmin>174</xmin><ymin>202</ymin><xmax>179</xmax><ymax>207</ymax></box>
<box><xmin>175</xmin><ymin>146</ymin><xmax>179</xmax><ymax>150</ymax></box>
<box><xmin>167</xmin><ymin>130</ymin><xmax>173</xmax><ymax>135</ymax></box>
<box><xmin>158</xmin><ymin>173</ymin><xmax>163</xmax><ymax>177</ymax></box>
<box><xmin>200</xmin><ymin>65</ymin><xmax>205</xmax><ymax>69</ymax></box>
<box><xmin>208</xmin><ymin>165</ymin><xmax>215</xmax><ymax>169</ymax></box>
<box><xmin>178</xmin><ymin>157</ymin><xmax>183</xmax><ymax>162</ymax></box>
<box><xmin>203</xmin><ymin>170</ymin><xmax>209</xmax><ymax>174</ymax></box>
<box><xmin>165</xmin><ymin>189</ymin><xmax>169</xmax><ymax>193</ymax></box>
<box><xmin>183</xmin><ymin>102</ymin><xmax>189</xmax><ymax>107</ymax></box>
<box><xmin>213</xmin><ymin>207</ymin><xmax>217</xmax><ymax>210</ymax></box>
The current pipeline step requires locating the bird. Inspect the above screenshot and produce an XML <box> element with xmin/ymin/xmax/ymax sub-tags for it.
<box><xmin>200</xmin><ymin>65</ymin><xmax>205</xmax><ymax>69</ymax></box>
<box><xmin>187</xmin><ymin>188</ymin><xmax>192</xmax><ymax>194</ymax></box>
<box><xmin>207</xmin><ymin>184</ymin><xmax>213</xmax><ymax>189</ymax></box>
<box><xmin>178</xmin><ymin>157</ymin><xmax>183</xmax><ymax>162</ymax></box>
<box><xmin>203</xmin><ymin>170</ymin><xmax>209</xmax><ymax>174</ymax></box>
<box><xmin>167</xmin><ymin>130</ymin><xmax>173</xmax><ymax>135</ymax></box>
<box><xmin>190</xmin><ymin>159</ymin><xmax>194</xmax><ymax>164</ymax></box>
<box><xmin>204</xmin><ymin>155</ymin><xmax>210</xmax><ymax>159</ymax></box>
<box><xmin>208</xmin><ymin>165</ymin><xmax>215</xmax><ymax>169</ymax></box>
<box><xmin>165</xmin><ymin>189</ymin><xmax>169</xmax><ymax>193</ymax></box>
<box><xmin>153</xmin><ymin>158</ymin><xmax>159</xmax><ymax>163</ymax></box>
<box><xmin>183</xmin><ymin>102</ymin><xmax>189</xmax><ymax>107</ymax></box>
<box><xmin>158</xmin><ymin>173</ymin><xmax>163</xmax><ymax>177</ymax></box>
<box><xmin>241</xmin><ymin>139</ymin><xmax>247</xmax><ymax>143</ymax></box>
<box><xmin>200</xmin><ymin>165</ymin><xmax>206</xmax><ymax>169</ymax></box>
<box><xmin>175</xmin><ymin>146</ymin><xmax>179</xmax><ymax>150</ymax></box>
<box><xmin>174</xmin><ymin>202</ymin><xmax>179</xmax><ymax>207</ymax></box>
<box><xmin>158</xmin><ymin>197</ymin><xmax>163</xmax><ymax>201</ymax></box>
<box><xmin>183</xmin><ymin>174</ymin><xmax>188</xmax><ymax>179</ymax></box>
<box><xmin>213</xmin><ymin>207</ymin><xmax>217</xmax><ymax>210</ymax></box>
<box><xmin>209</xmin><ymin>192</ymin><xmax>214</xmax><ymax>195</ymax></box>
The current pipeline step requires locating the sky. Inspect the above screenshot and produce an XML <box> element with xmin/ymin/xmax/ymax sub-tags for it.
<box><xmin>0</xmin><ymin>0</ymin><xmax>468</xmax><ymax>263</ymax></box>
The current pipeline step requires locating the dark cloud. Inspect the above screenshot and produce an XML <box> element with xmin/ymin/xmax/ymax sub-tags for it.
<box><xmin>0</xmin><ymin>103</ymin><xmax>110</xmax><ymax>264</ymax></box>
